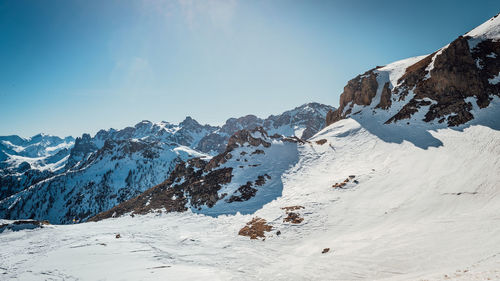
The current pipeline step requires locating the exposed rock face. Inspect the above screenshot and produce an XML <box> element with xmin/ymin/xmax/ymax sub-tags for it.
<box><xmin>375</xmin><ymin>82</ymin><xmax>392</xmax><ymax>110</ymax></box>
<box><xmin>204</xmin><ymin>127</ymin><xmax>271</xmax><ymax>171</ymax></box>
<box><xmin>226</xmin><ymin>127</ymin><xmax>271</xmax><ymax>151</ymax></box>
<box><xmin>326</xmin><ymin>14</ymin><xmax>500</xmax><ymax>127</ymax></box>
<box><xmin>238</xmin><ymin>217</ymin><xmax>273</xmax><ymax>240</ymax></box>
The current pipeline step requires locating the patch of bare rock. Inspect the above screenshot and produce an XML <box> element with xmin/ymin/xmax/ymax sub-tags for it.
<box><xmin>238</xmin><ymin>217</ymin><xmax>273</xmax><ymax>240</ymax></box>
<box><xmin>281</xmin><ymin>205</ymin><xmax>305</xmax><ymax>224</ymax></box>
<box><xmin>315</xmin><ymin>139</ymin><xmax>327</xmax><ymax>145</ymax></box>
<box><xmin>283</xmin><ymin>212</ymin><xmax>304</xmax><ymax>224</ymax></box>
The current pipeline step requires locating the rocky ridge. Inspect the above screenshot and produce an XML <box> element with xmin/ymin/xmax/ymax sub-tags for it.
<box><xmin>326</xmin><ymin>13</ymin><xmax>500</xmax><ymax>127</ymax></box>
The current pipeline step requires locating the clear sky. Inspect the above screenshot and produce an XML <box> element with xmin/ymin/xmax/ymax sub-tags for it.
<box><xmin>1</xmin><ymin>0</ymin><xmax>499</xmax><ymax>137</ymax></box>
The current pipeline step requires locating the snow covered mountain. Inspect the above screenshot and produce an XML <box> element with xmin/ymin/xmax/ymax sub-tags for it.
<box><xmin>0</xmin><ymin>134</ymin><xmax>74</xmax><ymax>200</ymax></box>
<box><xmin>326</xmin><ymin>13</ymin><xmax>500</xmax><ymax>130</ymax></box>
<box><xmin>0</xmin><ymin>103</ymin><xmax>333</xmax><ymax>224</ymax></box>
<box><xmin>2</xmin><ymin>13</ymin><xmax>499</xmax><ymax>281</ymax></box>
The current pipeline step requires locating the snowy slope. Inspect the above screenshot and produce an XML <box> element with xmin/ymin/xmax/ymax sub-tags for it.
<box><xmin>197</xmin><ymin>131</ymin><xmax>300</xmax><ymax>216</ymax></box>
<box><xmin>465</xmin><ymin>12</ymin><xmax>500</xmax><ymax>46</ymax></box>
<box><xmin>1</xmin><ymin>116</ymin><xmax>499</xmax><ymax>280</ymax></box>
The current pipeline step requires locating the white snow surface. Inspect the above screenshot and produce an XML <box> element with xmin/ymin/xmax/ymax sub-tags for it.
<box><xmin>1</xmin><ymin>117</ymin><xmax>499</xmax><ymax>280</ymax></box>
<box><xmin>377</xmin><ymin>55</ymin><xmax>429</xmax><ymax>88</ymax></box>
<box><xmin>465</xmin><ymin>13</ymin><xmax>500</xmax><ymax>40</ymax></box>
<box><xmin>466</xmin><ymin>13</ymin><xmax>500</xmax><ymax>49</ymax></box>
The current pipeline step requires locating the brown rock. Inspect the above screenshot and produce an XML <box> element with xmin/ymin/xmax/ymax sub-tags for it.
<box><xmin>238</xmin><ymin>217</ymin><xmax>273</xmax><ymax>240</ymax></box>
<box><xmin>315</xmin><ymin>139</ymin><xmax>327</xmax><ymax>145</ymax></box>
<box><xmin>283</xmin><ymin>212</ymin><xmax>304</xmax><ymax>224</ymax></box>
<box><xmin>281</xmin><ymin>205</ymin><xmax>305</xmax><ymax>212</ymax></box>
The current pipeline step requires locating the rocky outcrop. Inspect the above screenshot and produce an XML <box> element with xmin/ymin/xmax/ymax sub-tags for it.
<box><xmin>238</xmin><ymin>217</ymin><xmax>273</xmax><ymax>240</ymax></box>
<box><xmin>326</xmin><ymin>70</ymin><xmax>379</xmax><ymax>125</ymax></box>
<box><xmin>204</xmin><ymin>127</ymin><xmax>271</xmax><ymax>171</ymax></box>
<box><xmin>326</xmin><ymin>14</ymin><xmax>500</xmax><ymax>127</ymax></box>
<box><xmin>387</xmin><ymin>36</ymin><xmax>498</xmax><ymax>126</ymax></box>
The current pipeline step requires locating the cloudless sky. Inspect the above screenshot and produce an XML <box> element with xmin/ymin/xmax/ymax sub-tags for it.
<box><xmin>1</xmin><ymin>0</ymin><xmax>499</xmax><ymax>137</ymax></box>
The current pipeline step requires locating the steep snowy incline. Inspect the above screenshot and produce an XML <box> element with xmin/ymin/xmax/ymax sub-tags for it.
<box><xmin>1</xmin><ymin>117</ymin><xmax>499</xmax><ymax>280</ymax></box>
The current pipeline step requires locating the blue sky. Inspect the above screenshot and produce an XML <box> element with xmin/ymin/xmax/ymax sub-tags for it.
<box><xmin>1</xmin><ymin>0</ymin><xmax>499</xmax><ymax>137</ymax></box>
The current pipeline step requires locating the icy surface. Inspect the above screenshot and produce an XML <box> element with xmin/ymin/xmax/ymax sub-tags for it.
<box><xmin>1</xmin><ymin>116</ymin><xmax>499</xmax><ymax>280</ymax></box>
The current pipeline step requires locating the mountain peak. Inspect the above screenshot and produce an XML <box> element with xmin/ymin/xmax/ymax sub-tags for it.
<box><xmin>180</xmin><ymin>116</ymin><xmax>201</xmax><ymax>127</ymax></box>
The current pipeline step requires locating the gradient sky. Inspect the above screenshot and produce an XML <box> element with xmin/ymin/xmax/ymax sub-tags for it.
<box><xmin>1</xmin><ymin>0</ymin><xmax>499</xmax><ymax>137</ymax></box>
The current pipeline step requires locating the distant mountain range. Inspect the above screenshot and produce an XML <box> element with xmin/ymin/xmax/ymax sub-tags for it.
<box><xmin>0</xmin><ymin>102</ymin><xmax>334</xmax><ymax>223</ymax></box>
